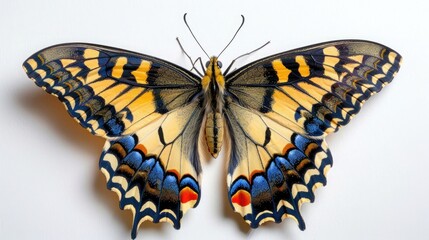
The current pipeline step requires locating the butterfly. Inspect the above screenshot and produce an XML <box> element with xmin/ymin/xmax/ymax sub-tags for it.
<box><xmin>23</xmin><ymin>38</ymin><xmax>401</xmax><ymax>238</ymax></box>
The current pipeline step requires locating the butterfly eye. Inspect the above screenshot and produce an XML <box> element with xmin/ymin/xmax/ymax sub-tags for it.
<box><xmin>205</xmin><ymin>61</ymin><xmax>210</xmax><ymax>68</ymax></box>
<box><xmin>217</xmin><ymin>61</ymin><xmax>223</xmax><ymax>68</ymax></box>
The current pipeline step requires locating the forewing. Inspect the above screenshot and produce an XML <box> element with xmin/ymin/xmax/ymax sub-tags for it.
<box><xmin>224</xmin><ymin>40</ymin><xmax>401</xmax><ymax>228</ymax></box>
<box><xmin>226</xmin><ymin>40</ymin><xmax>402</xmax><ymax>137</ymax></box>
<box><xmin>23</xmin><ymin>43</ymin><xmax>201</xmax><ymax>137</ymax></box>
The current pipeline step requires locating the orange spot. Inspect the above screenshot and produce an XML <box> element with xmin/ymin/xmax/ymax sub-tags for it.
<box><xmin>282</xmin><ymin>143</ymin><xmax>295</xmax><ymax>155</ymax></box>
<box><xmin>180</xmin><ymin>187</ymin><xmax>198</xmax><ymax>203</ymax></box>
<box><xmin>231</xmin><ymin>190</ymin><xmax>251</xmax><ymax>207</ymax></box>
<box><xmin>249</xmin><ymin>170</ymin><xmax>264</xmax><ymax>183</ymax></box>
<box><xmin>295</xmin><ymin>158</ymin><xmax>310</xmax><ymax>171</ymax></box>
<box><xmin>167</xmin><ymin>170</ymin><xmax>180</xmax><ymax>179</ymax></box>
<box><xmin>305</xmin><ymin>143</ymin><xmax>318</xmax><ymax>156</ymax></box>
<box><xmin>135</xmin><ymin>144</ymin><xmax>147</xmax><ymax>155</ymax></box>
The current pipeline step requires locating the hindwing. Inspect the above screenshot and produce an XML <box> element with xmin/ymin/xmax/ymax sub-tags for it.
<box><xmin>100</xmin><ymin>101</ymin><xmax>204</xmax><ymax>239</ymax></box>
<box><xmin>225</xmin><ymin>101</ymin><xmax>332</xmax><ymax>228</ymax></box>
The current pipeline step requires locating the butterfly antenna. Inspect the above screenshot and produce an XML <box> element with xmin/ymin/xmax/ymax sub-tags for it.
<box><xmin>183</xmin><ymin>13</ymin><xmax>210</xmax><ymax>59</ymax></box>
<box><xmin>176</xmin><ymin>37</ymin><xmax>204</xmax><ymax>76</ymax></box>
<box><xmin>224</xmin><ymin>41</ymin><xmax>270</xmax><ymax>75</ymax></box>
<box><xmin>218</xmin><ymin>15</ymin><xmax>245</xmax><ymax>58</ymax></box>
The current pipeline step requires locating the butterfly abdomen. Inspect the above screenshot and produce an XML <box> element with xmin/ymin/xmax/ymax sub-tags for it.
<box><xmin>202</xmin><ymin>57</ymin><xmax>226</xmax><ymax>158</ymax></box>
<box><xmin>205</xmin><ymin>112</ymin><xmax>224</xmax><ymax>158</ymax></box>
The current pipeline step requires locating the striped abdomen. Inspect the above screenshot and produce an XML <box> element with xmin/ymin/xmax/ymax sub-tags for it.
<box><xmin>205</xmin><ymin>112</ymin><xmax>223</xmax><ymax>158</ymax></box>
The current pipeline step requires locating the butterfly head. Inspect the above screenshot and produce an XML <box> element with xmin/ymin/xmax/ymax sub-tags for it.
<box><xmin>202</xmin><ymin>56</ymin><xmax>225</xmax><ymax>93</ymax></box>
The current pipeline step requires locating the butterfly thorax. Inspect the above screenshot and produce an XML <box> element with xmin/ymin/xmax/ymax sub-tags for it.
<box><xmin>202</xmin><ymin>57</ymin><xmax>225</xmax><ymax>158</ymax></box>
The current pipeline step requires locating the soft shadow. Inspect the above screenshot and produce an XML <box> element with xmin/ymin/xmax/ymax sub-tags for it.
<box><xmin>17</xmin><ymin>87</ymin><xmax>104</xmax><ymax>156</ymax></box>
<box><xmin>247</xmin><ymin>219</ymin><xmax>296</xmax><ymax>239</ymax></box>
<box><xmin>17</xmin><ymin>86</ymin><xmax>163</xmax><ymax>233</ymax></box>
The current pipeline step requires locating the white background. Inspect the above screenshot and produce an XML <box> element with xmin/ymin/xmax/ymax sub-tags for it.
<box><xmin>1</xmin><ymin>0</ymin><xmax>428</xmax><ymax>239</ymax></box>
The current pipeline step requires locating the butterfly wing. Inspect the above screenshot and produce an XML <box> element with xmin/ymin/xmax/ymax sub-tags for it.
<box><xmin>100</xmin><ymin>100</ymin><xmax>204</xmax><ymax>238</ymax></box>
<box><xmin>23</xmin><ymin>43</ymin><xmax>201</xmax><ymax>137</ymax></box>
<box><xmin>224</xmin><ymin>40</ymin><xmax>401</xmax><ymax>228</ymax></box>
<box><xmin>224</xmin><ymin>101</ymin><xmax>332</xmax><ymax>229</ymax></box>
<box><xmin>23</xmin><ymin>43</ymin><xmax>204</xmax><ymax>238</ymax></box>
